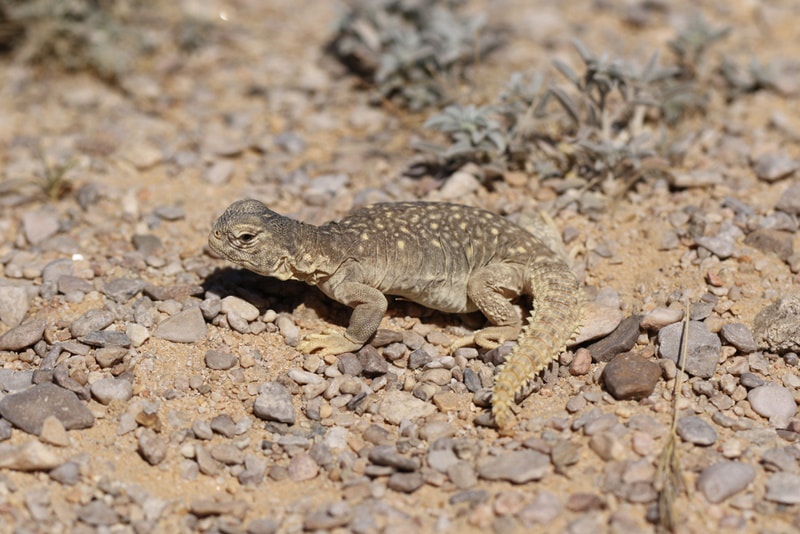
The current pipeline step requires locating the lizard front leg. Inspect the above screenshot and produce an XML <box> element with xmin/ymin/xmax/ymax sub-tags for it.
<box><xmin>297</xmin><ymin>281</ymin><xmax>388</xmax><ymax>356</ymax></box>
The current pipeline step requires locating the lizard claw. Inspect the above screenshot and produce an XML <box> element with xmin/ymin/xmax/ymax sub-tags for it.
<box><xmin>297</xmin><ymin>328</ymin><xmax>364</xmax><ymax>356</ymax></box>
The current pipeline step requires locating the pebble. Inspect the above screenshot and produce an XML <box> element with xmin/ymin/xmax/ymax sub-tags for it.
<box><xmin>676</xmin><ymin>415</ymin><xmax>717</xmax><ymax>446</ymax></box>
<box><xmin>337</xmin><ymin>353</ymin><xmax>363</xmax><ymax>375</ymax></box>
<box><xmin>81</xmin><ymin>330</ymin><xmax>131</xmax><ymax>348</ymax></box>
<box><xmin>657</xmin><ymin>321</ymin><xmax>720</xmax><ymax>378</ymax></box>
<box><xmin>195</xmin><ymin>444</ymin><xmax>219</xmax><ymax>476</ymax></box>
<box><xmin>640</xmin><ymin>307</ymin><xmax>683</xmax><ymax>330</ymax></box>
<box><xmin>138</xmin><ymin>429</ymin><xmax>167</xmax><ymax>465</ymax></box>
<box><xmin>753</xmin><ymin>294</ymin><xmax>800</xmax><ymax>353</ymax></box>
<box><xmin>776</xmin><ymin>182</ymin><xmax>800</xmax><ymax>215</ymax></box>
<box><xmin>358</xmin><ymin>345</ymin><xmax>388</xmax><ymax>376</ymax></box>
<box><xmin>0</xmin><ymin>382</ymin><xmax>94</xmax><ymax>435</ymax></box>
<box><xmin>744</xmin><ymin>228</ymin><xmax>794</xmax><ymax>262</ymax></box>
<box><xmin>368</xmin><ymin>445</ymin><xmax>420</xmax><ymax>471</ymax></box>
<box><xmin>253</xmin><ymin>382</ymin><xmax>295</xmax><ymax>424</ymax></box>
<box><xmin>102</xmin><ymin>277</ymin><xmax>145</xmax><ymax>303</ymax></box>
<box><xmin>205</xmin><ymin>349</ymin><xmax>238</xmax><ymax>370</ymax></box>
<box><xmin>276</xmin><ymin>314</ymin><xmax>299</xmax><ymax>346</ymax></box>
<box><xmin>0</xmin><ymin>285</ymin><xmax>29</xmax><ymax>327</ymax></box>
<box><xmin>572</xmin><ymin>304</ymin><xmax>623</xmax><ymax>345</ymax></box>
<box><xmin>388</xmin><ymin>471</ymin><xmax>424</xmax><ymax>493</ymax></box>
<box><xmin>126</xmin><ymin>323</ymin><xmax>150</xmax><ymax>347</ymax></box>
<box><xmin>78</xmin><ymin>499</ymin><xmax>120</xmax><ymax>526</ymax></box>
<box><xmin>49</xmin><ymin>460</ymin><xmax>80</xmax><ymax>485</ymax></box>
<box><xmin>753</xmin><ymin>152</ymin><xmax>797</xmax><ymax>182</ymax></box>
<box><xmin>69</xmin><ymin>309</ymin><xmax>115</xmax><ymax>338</ymax></box>
<box><xmin>765</xmin><ymin>472</ymin><xmax>800</xmax><ymax>504</ymax></box>
<box><xmin>586</xmin><ymin>315</ymin><xmax>641</xmax><ymax>362</ymax></box>
<box><xmin>211</xmin><ymin>443</ymin><xmax>244</xmax><ymax>465</ymax></box>
<box><xmin>220</xmin><ymin>295</ymin><xmax>260</xmax><ymax>321</ymax></box>
<box><xmin>378</xmin><ymin>390</ymin><xmax>437</xmax><ymax>425</ymax></box>
<box><xmin>602</xmin><ymin>352</ymin><xmax>660</xmax><ymax>400</ymax></box>
<box><xmin>747</xmin><ymin>385</ymin><xmax>797</xmax><ymax>427</ymax></box>
<box><xmin>0</xmin><ymin>441</ymin><xmax>61</xmax><ymax>471</ymax></box>
<box><xmin>288</xmin><ymin>452</ymin><xmax>319</xmax><ymax>482</ymax></box>
<box><xmin>408</xmin><ymin>349</ymin><xmax>432</xmax><ymax>369</ymax></box>
<box><xmin>39</xmin><ymin>415</ymin><xmax>71</xmax><ymax>447</ymax></box>
<box><xmin>210</xmin><ymin>414</ymin><xmax>237</xmax><ymax>438</ymax></box>
<box><xmin>0</xmin><ymin>369</ymin><xmax>33</xmax><ymax>392</ymax></box>
<box><xmin>90</xmin><ymin>377</ymin><xmax>134</xmax><ymax>405</ymax></box>
<box><xmin>0</xmin><ymin>319</ymin><xmax>46</xmax><ymax>351</ymax></box>
<box><xmin>696</xmin><ymin>461</ymin><xmax>756</xmax><ymax>503</ymax></box>
<box><xmin>22</xmin><ymin>210</ymin><xmax>59</xmax><ymax>244</ymax></box>
<box><xmin>95</xmin><ymin>347</ymin><xmax>126</xmax><ymax>368</ymax></box>
<box><xmin>477</xmin><ymin>450</ymin><xmax>550</xmax><ymax>484</ymax></box>
<box><xmin>153</xmin><ymin>308</ymin><xmax>207</xmax><ymax>343</ymax></box>
<box><xmin>719</xmin><ymin>323</ymin><xmax>758</xmax><ymax>353</ymax></box>
<box><xmin>154</xmin><ymin>205</ymin><xmax>186</xmax><ymax>221</ymax></box>
<box><xmin>519</xmin><ymin>490</ymin><xmax>562</xmax><ymax>525</ymax></box>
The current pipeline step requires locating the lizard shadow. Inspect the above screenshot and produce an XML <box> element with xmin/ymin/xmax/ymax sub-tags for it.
<box><xmin>203</xmin><ymin>266</ymin><xmax>496</xmax><ymax>337</ymax></box>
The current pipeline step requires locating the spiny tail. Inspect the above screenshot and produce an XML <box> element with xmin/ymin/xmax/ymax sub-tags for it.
<box><xmin>492</xmin><ymin>261</ymin><xmax>583</xmax><ymax>429</ymax></box>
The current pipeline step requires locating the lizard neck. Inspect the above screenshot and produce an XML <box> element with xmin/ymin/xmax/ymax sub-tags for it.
<box><xmin>285</xmin><ymin>220</ymin><xmax>342</xmax><ymax>284</ymax></box>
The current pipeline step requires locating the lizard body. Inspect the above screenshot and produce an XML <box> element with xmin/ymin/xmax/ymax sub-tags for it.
<box><xmin>209</xmin><ymin>199</ymin><xmax>583</xmax><ymax>428</ymax></box>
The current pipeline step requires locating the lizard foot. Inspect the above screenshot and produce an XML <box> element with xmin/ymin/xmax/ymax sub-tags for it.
<box><xmin>474</xmin><ymin>325</ymin><xmax>521</xmax><ymax>349</ymax></box>
<box><xmin>297</xmin><ymin>329</ymin><xmax>364</xmax><ymax>356</ymax></box>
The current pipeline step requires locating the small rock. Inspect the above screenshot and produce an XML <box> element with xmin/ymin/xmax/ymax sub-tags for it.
<box><xmin>210</xmin><ymin>414</ymin><xmax>237</xmax><ymax>438</ymax></box>
<box><xmin>358</xmin><ymin>345</ymin><xmax>388</xmax><ymax>376</ymax></box>
<box><xmin>753</xmin><ymin>152</ymin><xmax>797</xmax><ymax>182</ymax></box>
<box><xmin>288</xmin><ymin>452</ymin><xmax>318</xmax><ymax>481</ymax></box>
<box><xmin>776</xmin><ymin>182</ymin><xmax>800</xmax><ymax>215</ymax></box>
<box><xmin>138</xmin><ymin>428</ymin><xmax>167</xmax><ymax>465</ymax></box>
<box><xmin>0</xmin><ymin>285</ymin><xmax>29</xmax><ymax>327</ymax></box>
<box><xmin>126</xmin><ymin>323</ymin><xmax>150</xmax><ymax>347</ymax></box>
<box><xmin>368</xmin><ymin>445</ymin><xmax>419</xmax><ymax>471</ymax></box>
<box><xmin>0</xmin><ymin>382</ymin><xmax>94</xmax><ymax>435</ymax></box>
<box><xmin>132</xmin><ymin>234</ymin><xmax>163</xmax><ymax>256</ymax></box>
<box><xmin>744</xmin><ymin>229</ymin><xmax>793</xmax><ymax>262</ymax></box>
<box><xmin>78</xmin><ymin>499</ymin><xmax>120</xmax><ymax>526</ymax></box>
<box><xmin>408</xmin><ymin>349</ymin><xmax>432</xmax><ymax>369</ymax></box>
<box><xmin>204</xmin><ymin>160</ymin><xmax>235</xmax><ymax>184</ymax></box>
<box><xmin>153</xmin><ymin>205</ymin><xmax>186</xmax><ymax>221</ymax></box>
<box><xmin>586</xmin><ymin>315</ymin><xmax>641</xmax><ymax>362</ymax></box>
<box><xmin>748</xmin><ymin>385</ymin><xmax>797</xmax><ymax>427</ymax></box>
<box><xmin>80</xmin><ymin>330</ymin><xmax>131</xmax><ymax>348</ymax></box>
<box><xmin>477</xmin><ymin>450</ymin><xmax>550</xmax><ymax>484</ymax></box>
<box><xmin>0</xmin><ymin>441</ymin><xmax>61</xmax><ymax>471</ymax></box>
<box><xmin>657</xmin><ymin>321</ymin><xmax>720</xmax><ymax>378</ymax></box>
<box><xmin>41</xmin><ymin>258</ymin><xmax>75</xmax><ymax>284</ymax></box>
<box><xmin>676</xmin><ymin>415</ymin><xmax>717</xmax><ymax>446</ymax></box>
<box><xmin>90</xmin><ymin>377</ymin><xmax>133</xmax><ymax>405</ymax></box>
<box><xmin>719</xmin><ymin>323</ymin><xmax>758</xmax><ymax>353</ymax></box>
<box><xmin>378</xmin><ymin>390</ymin><xmax>437</xmax><ymax>425</ymax></box>
<box><xmin>571</xmin><ymin>304</ymin><xmax>623</xmax><ymax>345</ymax></box>
<box><xmin>94</xmin><ymin>347</ymin><xmax>126</xmax><ymax>368</ymax></box>
<box><xmin>102</xmin><ymin>277</ymin><xmax>145</xmax><ymax>303</ymax></box>
<box><xmin>695</xmin><ymin>235</ymin><xmax>734</xmax><ymax>259</ymax></box>
<box><xmin>120</xmin><ymin>141</ymin><xmax>163</xmax><ymax>169</ymax></box>
<box><xmin>49</xmin><ymin>461</ymin><xmax>80</xmax><ymax>485</ymax></box>
<box><xmin>337</xmin><ymin>353</ymin><xmax>363</xmax><ymax>375</ymax></box>
<box><xmin>39</xmin><ymin>416</ymin><xmax>70</xmax><ymax>447</ymax></box>
<box><xmin>69</xmin><ymin>309</ymin><xmax>115</xmax><ymax>338</ymax></box>
<box><xmin>696</xmin><ymin>461</ymin><xmax>756</xmax><ymax>503</ymax></box>
<box><xmin>195</xmin><ymin>444</ymin><xmax>219</xmax><ymax>476</ymax></box>
<box><xmin>388</xmin><ymin>471</ymin><xmax>424</xmax><ymax>493</ymax></box>
<box><xmin>153</xmin><ymin>308</ymin><xmax>207</xmax><ymax>343</ymax></box>
<box><xmin>0</xmin><ymin>369</ymin><xmax>33</xmax><ymax>392</ymax></box>
<box><xmin>602</xmin><ymin>352</ymin><xmax>660</xmax><ymax>400</ymax></box>
<box><xmin>211</xmin><ymin>443</ymin><xmax>244</xmax><ymax>465</ymax></box>
<box><xmin>0</xmin><ymin>319</ymin><xmax>46</xmax><ymax>351</ymax></box>
<box><xmin>753</xmin><ymin>294</ymin><xmax>800</xmax><ymax>353</ymax></box>
<box><xmin>253</xmin><ymin>382</ymin><xmax>295</xmax><ymax>424</ymax></box>
<box><xmin>22</xmin><ymin>210</ymin><xmax>59</xmax><ymax>244</ymax></box>
<box><xmin>519</xmin><ymin>490</ymin><xmax>562</xmax><ymax>525</ymax></box>
<box><xmin>437</xmin><ymin>171</ymin><xmax>481</xmax><ymax>200</ymax></box>
<box><xmin>220</xmin><ymin>296</ymin><xmax>260</xmax><ymax>322</ymax></box>
<box><xmin>205</xmin><ymin>349</ymin><xmax>237</xmax><ymax>370</ymax></box>
<box><xmin>640</xmin><ymin>307</ymin><xmax>684</xmax><ymax>330</ymax></box>
<box><xmin>766</xmin><ymin>472</ymin><xmax>800</xmax><ymax>505</ymax></box>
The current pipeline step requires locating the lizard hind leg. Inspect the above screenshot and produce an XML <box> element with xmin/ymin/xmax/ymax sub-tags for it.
<box><xmin>464</xmin><ymin>266</ymin><xmax>525</xmax><ymax>350</ymax></box>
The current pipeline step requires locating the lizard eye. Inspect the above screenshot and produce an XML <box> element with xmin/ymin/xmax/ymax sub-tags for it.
<box><xmin>237</xmin><ymin>232</ymin><xmax>256</xmax><ymax>244</ymax></box>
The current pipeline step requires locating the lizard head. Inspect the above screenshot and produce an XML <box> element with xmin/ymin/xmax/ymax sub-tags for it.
<box><xmin>208</xmin><ymin>199</ymin><xmax>296</xmax><ymax>280</ymax></box>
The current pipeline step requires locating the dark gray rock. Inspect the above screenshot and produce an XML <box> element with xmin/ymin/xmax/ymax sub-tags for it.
<box><xmin>357</xmin><ymin>345</ymin><xmax>388</xmax><ymax>376</ymax></box>
<box><xmin>80</xmin><ymin>330</ymin><xmax>131</xmax><ymax>348</ymax></box>
<box><xmin>388</xmin><ymin>471</ymin><xmax>424</xmax><ymax>493</ymax></box>
<box><xmin>210</xmin><ymin>414</ymin><xmax>237</xmax><ymax>438</ymax></box>
<box><xmin>368</xmin><ymin>445</ymin><xmax>419</xmax><ymax>471</ymax></box>
<box><xmin>0</xmin><ymin>383</ymin><xmax>94</xmax><ymax>435</ymax></box>
<box><xmin>657</xmin><ymin>321</ymin><xmax>720</xmax><ymax>378</ymax></box>
<box><xmin>587</xmin><ymin>315</ymin><xmax>641</xmax><ymax>362</ymax></box>
<box><xmin>337</xmin><ymin>353</ymin><xmax>363</xmax><ymax>375</ymax></box>
<box><xmin>602</xmin><ymin>352</ymin><xmax>660</xmax><ymax>400</ymax></box>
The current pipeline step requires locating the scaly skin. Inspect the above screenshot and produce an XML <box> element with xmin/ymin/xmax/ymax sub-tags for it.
<box><xmin>209</xmin><ymin>199</ymin><xmax>583</xmax><ymax>429</ymax></box>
